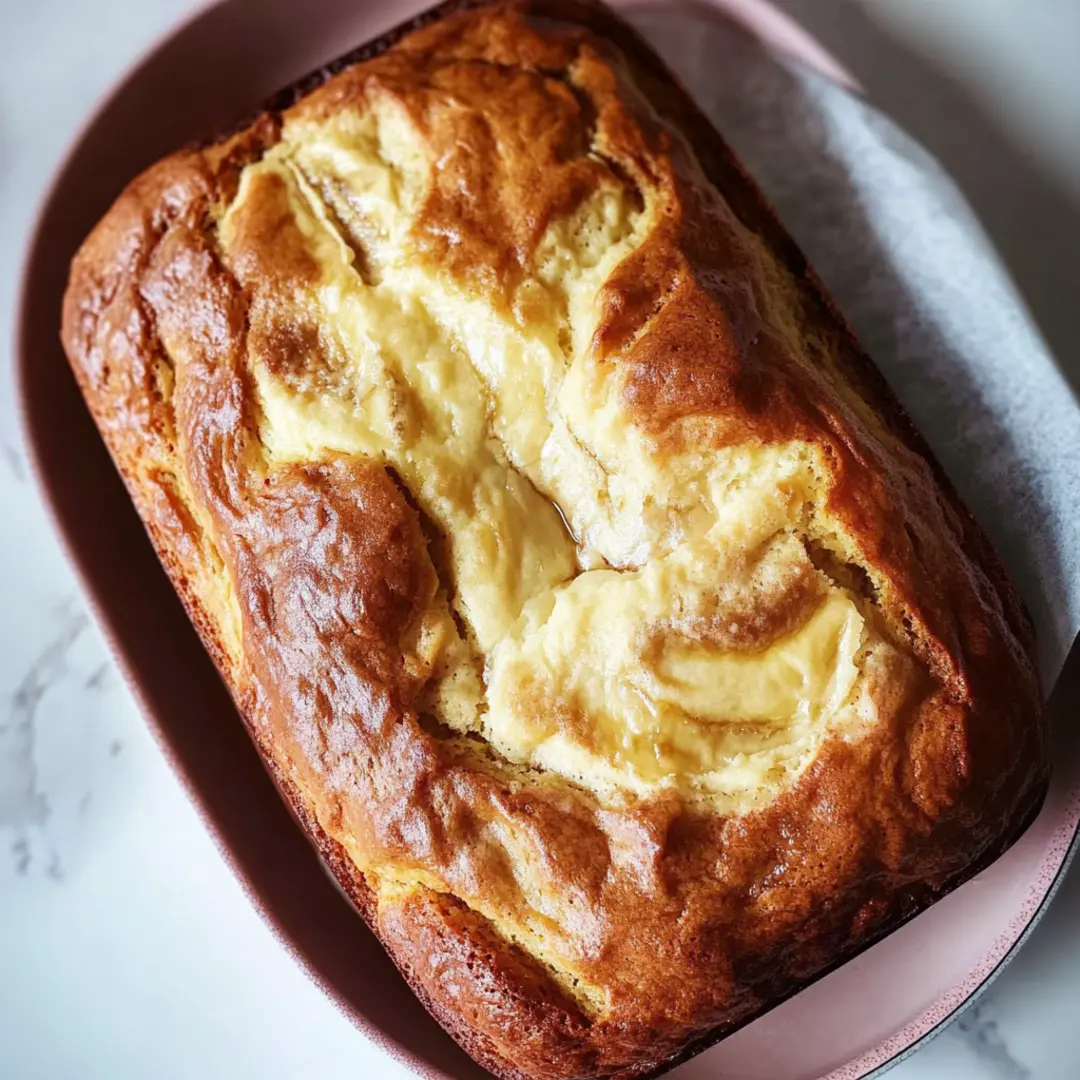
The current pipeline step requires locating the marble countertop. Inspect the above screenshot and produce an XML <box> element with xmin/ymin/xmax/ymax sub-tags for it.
<box><xmin>2</xmin><ymin>1</ymin><xmax>1078</xmax><ymax>1078</ymax></box>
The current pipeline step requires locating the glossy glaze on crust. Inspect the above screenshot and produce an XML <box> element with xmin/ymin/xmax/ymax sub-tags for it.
<box><xmin>61</xmin><ymin>2</ymin><xmax>1047</xmax><ymax>1078</ymax></box>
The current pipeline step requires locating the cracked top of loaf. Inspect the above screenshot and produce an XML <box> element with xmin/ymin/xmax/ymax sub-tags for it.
<box><xmin>61</xmin><ymin>2</ymin><xmax>1047</xmax><ymax>1077</ymax></box>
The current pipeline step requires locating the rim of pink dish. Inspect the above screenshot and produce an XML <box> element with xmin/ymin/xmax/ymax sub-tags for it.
<box><xmin>15</xmin><ymin>1</ymin><xmax>1080</xmax><ymax>1078</ymax></box>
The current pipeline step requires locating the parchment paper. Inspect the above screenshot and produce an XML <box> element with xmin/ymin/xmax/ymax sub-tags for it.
<box><xmin>630</xmin><ymin>10</ymin><xmax>1080</xmax><ymax>690</ymax></box>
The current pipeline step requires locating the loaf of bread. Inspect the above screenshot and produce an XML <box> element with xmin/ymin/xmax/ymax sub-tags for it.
<box><xmin>61</xmin><ymin>2</ymin><xmax>1047</xmax><ymax>1077</ymax></box>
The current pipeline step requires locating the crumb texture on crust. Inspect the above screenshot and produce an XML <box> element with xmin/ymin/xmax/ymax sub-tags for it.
<box><xmin>61</xmin><ymin>3</ymin><xmax>1045</xmax><ymax>1078</ymax></box>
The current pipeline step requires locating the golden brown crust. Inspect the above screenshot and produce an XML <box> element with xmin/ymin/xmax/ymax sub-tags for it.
<box><xmin>61</xmin><ymin>3</ymin><xmax>1047</xmax><ymax>1078</ymax></box>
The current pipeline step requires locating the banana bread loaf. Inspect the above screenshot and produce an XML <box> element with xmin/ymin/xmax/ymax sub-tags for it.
<box><xmin>61</xmin><ymin>2</ymin><xmax>1047</xmax><ymax>1077</ymax></box>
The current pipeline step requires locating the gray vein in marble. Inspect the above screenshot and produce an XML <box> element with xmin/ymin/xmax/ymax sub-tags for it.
<box><xmin>956</xmin><ymin>1001</ymin><xmax>1032</xmax><ymax>1079</ymax></box>
<box><xmin>84</xmin><ymin>662</ymin><xmax>111</xmax><ymax>691</ymax></box>
<box><xmin>2</xmin><ymin>443</ymin><xmax>25</xmax><ymax>482</ymax></box>
<box><xmin>45</xmin><ymin>849</ymin><xmax>64</xmax><ymax>882</ymax></box>
<box><xmin>0</xmin><ymin>610</ymin><xmax>89</xmax><ymax>837</ymax></box>
<box><xmin>11</xmin><ymin>835</ymin><xmax>30</xmax><ymax>874</ymax></box>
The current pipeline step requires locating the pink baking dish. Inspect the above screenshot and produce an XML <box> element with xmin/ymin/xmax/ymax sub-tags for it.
<box><xmin>16</xmin><ymin>1</ymin><xmax>1080</xmax><ymax>1077</ymax></box>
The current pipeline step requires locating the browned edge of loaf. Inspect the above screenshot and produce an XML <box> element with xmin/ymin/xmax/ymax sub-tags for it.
<box><xmin>58</xmin><ymin>2</ymin><xmax>1049</xmax><ymax>1078</ymax></box>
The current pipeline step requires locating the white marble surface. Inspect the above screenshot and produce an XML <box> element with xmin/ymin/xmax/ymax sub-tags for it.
<box><xmin>2</xmin><ymin>2</ymin><xmax>1079</xmax><ymax>1079</ymax></box>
